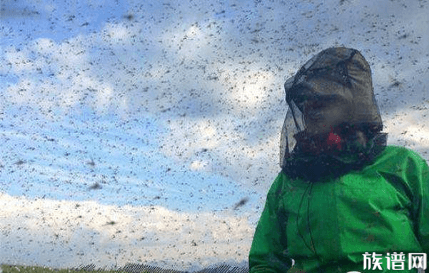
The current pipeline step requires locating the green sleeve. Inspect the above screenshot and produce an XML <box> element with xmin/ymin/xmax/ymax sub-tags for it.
<box><xmin>249</xmin><ymin>173</ymin><xmax>292</xmax><ymax>273</ymax></box>
<box><xmin>407</xmin><ymin>150</ymin><xmax>429</xmax><ymax>254</ymax></box>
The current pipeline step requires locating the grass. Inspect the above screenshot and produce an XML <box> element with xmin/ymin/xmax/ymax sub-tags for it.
<box><xmin>1</xmin><ymin>264</ymin><xmax>252</xmax><ymax>273</ymax></box>
<box><xmin>0</xmin><ymin>265</ymin><xmax>149</xmax><ymax>273</ymax></box>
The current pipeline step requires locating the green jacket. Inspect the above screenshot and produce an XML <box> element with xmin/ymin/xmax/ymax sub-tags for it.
<box><xmin>249</xmin><ymin>146</ymin><xmax>429</xmax><ymax>273</ymax></box>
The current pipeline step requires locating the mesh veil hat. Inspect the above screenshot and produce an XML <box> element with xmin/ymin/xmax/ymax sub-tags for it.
<box><xmin>280</xmin><ymin>47</ymin><xmax>387</xmax><ymax>180</ymax></box>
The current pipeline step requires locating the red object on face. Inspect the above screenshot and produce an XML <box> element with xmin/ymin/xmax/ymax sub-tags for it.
<box><xmin>327</xmin><ymin>126</ymin><xmax>342</xmax><ymax>149</ymax></box>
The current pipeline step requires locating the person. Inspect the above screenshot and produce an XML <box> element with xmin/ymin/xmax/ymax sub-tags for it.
<box><xmin>248</xmin><ymin>47</ymin><xmax>429</xmax><ymax>273</ymax></box>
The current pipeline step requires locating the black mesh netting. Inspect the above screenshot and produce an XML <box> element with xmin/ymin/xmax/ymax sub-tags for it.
<box><xmin>280</xmin><ymin>47</ymin><xmax>387</xmax><ymax>182</ymax></box>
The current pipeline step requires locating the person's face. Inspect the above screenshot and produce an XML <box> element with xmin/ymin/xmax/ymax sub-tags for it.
<box><xmin>302</xmin><ymin>97</ymin><xmax>349</xmax><ymax>135</ymax></box>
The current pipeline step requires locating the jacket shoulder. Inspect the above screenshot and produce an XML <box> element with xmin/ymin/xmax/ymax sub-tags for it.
<box><xmin>265</xmin><ymin>172</ymin><xmax>296</xmax><ymax>203</ymax></box>
<box><xmin>375</xmin><ymin>145</ymin><xmax>427</xmax><ymax>165</ymax></box>
<box><xmin>369</xmin><ymin>145</ymin><xmax>429</xmax><ymax>190</ymax></box>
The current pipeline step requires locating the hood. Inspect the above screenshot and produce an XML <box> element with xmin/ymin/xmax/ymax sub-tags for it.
<box><xmin>280</xmin><ymin>47</ymin><xmax>387</xmax><ymax>181</ymax></box>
